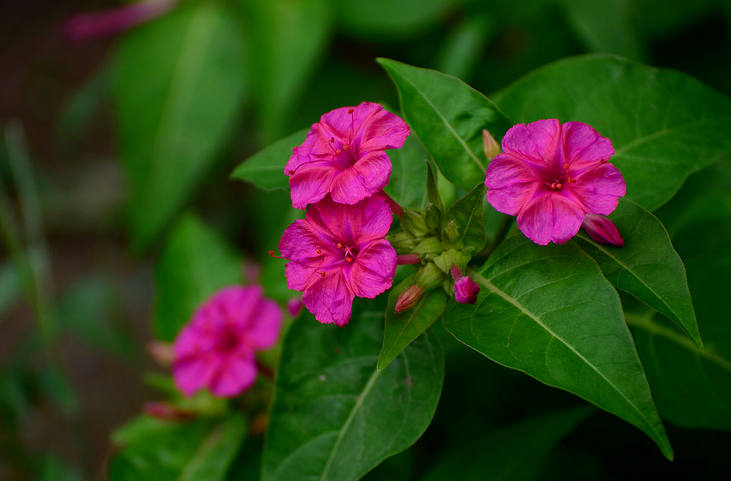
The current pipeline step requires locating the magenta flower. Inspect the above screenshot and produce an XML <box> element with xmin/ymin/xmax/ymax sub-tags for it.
<box><xmin>582</xmin><ymin>214</ymin><xmax>625</xmax><ymax>247</ymax></box>
<box><xmin>285</xmin><ymin>102</ymin><xmax>410</xmax><ymax>209</ymax></box>
<box><xmin>484</xmin><ymin>119</ymin><xmax>626</xmax><ymax>245</ymax></box>
<box><xmin>172</xmin><ymin>286</ymin><xmax>282</xmax><ymax>398</ymax></box>
<box><xmin>450</xmin><ymin>266</ymin><xmax>480</xmax><ymax>304</ymax></box>
<box><xmin>277</xmin><ymin>195</ymin><xmax>397</xmax><ymax>325</ymax></box>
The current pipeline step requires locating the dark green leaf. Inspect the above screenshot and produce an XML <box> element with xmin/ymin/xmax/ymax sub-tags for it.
<box><xmin>114</xmin><ymin>2</ymin><xmax>247</xmax><ymax>247</ymax></box>
<box><xmin>110</xmin><ymin>414</ymin><xmax>247</xmax><ymax>481</ymax></box>
<box><xmin>262</xmin><ymin>299</ymin><xmax>444</xmax><ymax>481</ymax></box>
<box><xmin>575</xmin><ymin>198</ymin><xmax>700</xmax><ymax>345</ymax></box>
<box><xmin>435</xmin><ymin>16</ymin><xmax>493</xmax><ymax>81</ymax></box>
<box><xmin>422</xmin><ymin>407</ymin><xmax>591</xmax><ymax>481</ymax></box>
<box><xmin>154</xmin><ymin>214</ymin><xmax>243</xmax><ymax>341</ymax></box>
<box><xmin>244</xmin><ymin>0</ymin><xmax>332</xmax><ymax>141</ymax></box>
<box><xmin>378</xmin><ymin>275</ymin><xmax>448</xmax><ymax>370</ymax></box>
<box><xmin>443</xmin><ymin>184</ymin><xmax>487</xmax><ymax>252</ymax></box>
<box><xmin>57</xmin><ymin>64</ymin><xmax>110</xmax><ymax>150</ymax></box>
<box><xmin>443</xmin><ymin>234</ymin><xmax>672</xmax><ymax>459</ymax></box>
<box><xmin>231</xmin><ymin>129</ymin><xmax>307</xmax><ymax>191</ymax></box>
<box><xmin>378</xmin><ymin>58</ymin><xmax>513</xmax><ymax>190</ymax></box>
<box><xmin>384</xmin><ymin>135</ymin><xmax>429</xmax><ymax>210</ymax></box>
<box><xmin>495</xmin><ymin>54</ymin><xmax>731</xmax><ymax>211</ymax></box>
<box><xmin>339</xmin><ymin>0</ymin><xmax>455</xmax><ymax>39</ymax></box>
<box><xmin>425</xmin><ymin>160</ymin><xmax>443</xmax><ymax>211</ymax></box>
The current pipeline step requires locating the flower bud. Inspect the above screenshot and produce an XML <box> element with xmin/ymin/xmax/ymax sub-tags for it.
<box><xmin>415</xmin><ymin>262</ymin><xmax>444</xmax><ymax>290</ymax></box>
<box><xmin>147</xmin><ymin>341</ymin><xmax>174</xmax><ymax>367</ymax></box>
<box><xmin>397</xmin><ymin>254</ymin><xmax>421</xmax><ymax>265</ymax></box>
<box><xmin>425</xmin><ymin>204</ymin><xmax>441</xmax><ymax>231</ymax></box>
<box><xmin>143</xmin><ymin>401</ymin><xmax>193</xmax><ymax>421</ymax></box>
<box><xmin>482</xmin><ymin>129</ymin><xmax>501</xmax><ymax>161</ymax></box>
<box><xmin>394</xmin><ymin>285</ymin><xmax>424</xmax><ymax>313</ymax></box>
<box><xmin>388</xmin><ymin>231</ymin><xmax>417</xmax><ymax>252</ymax></box>
<box><xmin>402</xmin><ymin>209</ymin><xmax>429</xmax><ymax>237</ymax></box>
<box><xmin>444</xmin><ymin>219</ymin><xmax>460</xmax><ymax>243</ymax></box>
<box><xmin>414</xmin><ymin>237</ymin><xmax>442</xmax><ymax>256</ymax></box>
<box><xmin>581</xmin><ymin>215</ymin><xmax>624</xmax><ymax>247</ymax></box>
<box><xmin>287</xmin><ymin>297</ymin><xmax>303</xmax><ymax>317</ymax></box>
<box><xmin>451</xmin><ymin>265</ymin><xmax>480</xmax><ymax>304</ymax></box>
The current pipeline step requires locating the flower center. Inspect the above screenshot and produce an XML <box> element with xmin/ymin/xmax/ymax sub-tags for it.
<box><xmin>216</xmin><ymin>324</ymin><xmax>240</xmax><ymax>353</ymax></box>
<box><xmin>336</xmin><ymin>242</ymin><xmax>359</xmax><ymax>263</ymax></box>
<box><xmin>546</xmin><ymin>169</ymin><xmax>576</xmax><ymax>191</ymax></box>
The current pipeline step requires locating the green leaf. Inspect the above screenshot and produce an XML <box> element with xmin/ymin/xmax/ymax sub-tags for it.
<box><xmin>435</xmin><ymin>16</ymin><xmax>494</xmax><ymax>81</ymax></box>
<box><xmin>378</xmin><ymin>58</ymin><xmax>513</xmax><ymax>191</ymax></box>
<box><xmin>422</xmin><ymin>407</ymin><xmax>592</xmax><ymax>481</ymax></box>
<box><xmin>113</xmin><ymin>2</ymin><xmax>247</xmax><ymax>248</ymax></box>
<box><xmin>231</xmin><ymin>129</ymin><xmax>307</xmax><ymax>191</ymax></box>
<box><xmin>110</xmin><ymin>414</ymin><xmax>247</xmax><ymax>481</ymax></box>
<box><xmin>443</xmin><ymin>234</ymin><xmax>672</xmax><ymax>459</ymax></box>
<box><xmin>443</xmin><ymin>184</ymin><xmax>487</xmax><ymax>252</ymax></box>
<box><xmin>243</xmin><ymin>0</ymin><xmax>332</xmax><ymax>141</ymax></box>
<box><xmin>495</xmin><ymin>54</ymin><xmax>731</xmax><ymax>211</ymax></box>
<box><xmin>384</xmin><ymin>135</ymin><xmax>429</xmax><ymax>210</ymax></box>
<box><xmin>575</xmin><ymin>198</ymin><xmax>700</xmax><ymax>346</ymax></box>
<box><xmin>628</xmin><ymin>160</ymin><xmax>731</xmax><ymax>429</ymax></box>
<box><xmin>262</xmin><ymin>299</ymin><xmax>445</xmax><ymax>481</ymax></box>
<box><xmin>425</xmin><ymin>160</ymin><xmax>443</xmax><ymax>211</ymax></box>
<box><xmin>339</xmin><ymin>0</ymin><xmax>455</xmax><ymax>39</ymax></box>
<box><xmin>153</xmin><ymin>214</ymin><xmax>243</xmax><ymax>341</ymax></box>
<box><xmin>378</xmin><ymin>275</ymin><xmax>448</xmax><ymax>370</ymax></box>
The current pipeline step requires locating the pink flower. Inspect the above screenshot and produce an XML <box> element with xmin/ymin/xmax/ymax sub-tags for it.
<box><xmin>172</xmin><ymin>286</ymin><xmax>282</xmax><ymax>398</ymax></box>
<box><xmin>484</xmin><ymin>119</ymin><xmax>626</xmax><ymax>245</ymax></box>
<box><xmin>450</xmin><ymin>266</ymin><xmax>480</xmax><ymax>304</ymax></box>
<box><xmin>64</xmin><ymin>0</ymin><xmax>176</xmax><ymax>41</ymax></box>
<box><xmin>277</xmin><ymin>195</ymin><xmax>397</xmax><ymax>325</ymax></box>
<box><xmin>285</xmin><ymin>102</ymin><xmax>410</xmax><ymax>209</ymax></box>
<box><xmin>582</xmin><ymin>214</ymin><xmax>625</xmax><ymax>247</ymax></box>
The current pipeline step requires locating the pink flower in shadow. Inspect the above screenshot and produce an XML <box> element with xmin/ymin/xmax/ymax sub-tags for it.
<box><xmin>285</xmin><ymin>102</ymin><xmax>410</xmax><ymax>209</ymax></box>
<box><xmin>172</xmin><ymin>286</ymin><xmax>281</xmax><ymax>398</ymax></box>
<box><xmin>278</xmin><ymin>195</ymin><xmax>397</xmax><ymax>325</ymax></box>
<box><xmin>485</xmin><ymin>119</ymin><xmax>626</xmax><ymax>245</ymax></box>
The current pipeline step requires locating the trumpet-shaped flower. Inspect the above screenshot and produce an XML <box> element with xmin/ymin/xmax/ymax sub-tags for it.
<box><xmin>485</xmin><ymin>119</ymin><xmax>626</xmax><ymax>245</ymax></box>
<box><xmin>172</xmin><ymin>286</ymin><xmax>281</xmax><ymax>398</ymax></box>
<box><xmin>278</xmin><ymin>195</ymin><xmax>397</xmax><ymax>325</ymax></box>
<box><xmin>285</xmin><ymin>102</ymin><xmax>410</xmax><ymax>209</ymax></box>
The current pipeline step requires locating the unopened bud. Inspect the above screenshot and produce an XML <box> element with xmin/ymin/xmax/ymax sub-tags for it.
<box><xmin>287</xmin><ymin>297</ymin><xmax>303</xmax><ymax>317</ymax></box>
<box><xmin>444</xmin><ymin>219</ymin><xmax>460</xmax><ymax>243</ymax></box>
<box><xmin>451</xmin><ymin>265</ymin><xmax>480</xmax><ymax>304</ymax></box>
<box><xmin>425</xmin><ymin>204</ymin><xmax>441</xmax><ymax>231</ymax></box>
<box><xmin>582</xmin><ymin>215</ymin><xmax>624</xmax><ymax>247</ymax></box>
<box><xmin>388</xmin><ymin>231</ymin><xmax>417</xmax><ymax>252</ymax></box>
<box><xmin>482</xmin><ymin>129</ymin><xmax>501</xmax><ymax>161</ymax></box>
<box><xmin>414</xmin><ymin>237</ymin><xmax>442</xmax><ymax>256</ymax></box>
<box><xmin>415</xmin><ymin>262</ymin><xmax>443</xmax><ymax>289</ymax></box>
<box><xmin>397</xmin><ymin>254</ymin><xmax>421</xmax><ymax>265</ymax></box>
<box><xmin>402</xmin><ymin>209</ymin><xmax>429</xmax><ymax>237</ymax></box>
<box><xmin>147</xmin><ymin>341</ymin><xmax>174</xmax><ymax>367</ymax></box>
<box><xmin>394</xmin><ymin>285</ymin><xmax>424</xmax><ymax>313</ymax></box>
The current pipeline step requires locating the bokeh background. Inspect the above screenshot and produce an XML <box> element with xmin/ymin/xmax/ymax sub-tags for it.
<box><xmin>1</xmin><ymin>0</ymin><xmax>731</xmax><ymax>479</ymax></box>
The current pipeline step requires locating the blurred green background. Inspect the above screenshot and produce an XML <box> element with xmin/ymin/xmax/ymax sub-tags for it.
<box><xmin>1</xmin><ymin>0</ymin><xmax>730</xmax><ymax>479</ymax></box>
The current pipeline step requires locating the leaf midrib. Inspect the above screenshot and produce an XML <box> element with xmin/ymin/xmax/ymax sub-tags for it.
<box><xmin>473</xmin><ymin>273</ymin><xmax>658</xmax><ymax>436</ymax></box>
<box><xmin>613</xmin><ymin>116</ymin><xmax>731</xmax><ymax>156</ymax></box>
<box><xmin>386</xmin><ymin>65</ymin><xmax>486</xmax><ymax>172</ymax></box>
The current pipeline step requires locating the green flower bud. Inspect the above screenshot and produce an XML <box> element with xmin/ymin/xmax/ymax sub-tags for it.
<box><xmin>415</xmin><ymin>262</ymin><xmax>443</xmax><ymax>290</ymax></box>
<box><xmin>414</xmin><ymin>237</ymin><xmax>442</xmax><ymax>256</ymax></box>
<box><xmin>425</xmin><ymin>204</ymin><xmax>441</xmax><ymax>232</ymax></box>
<box><xmin>388</xmin><ymin>231</ymin><xmax>417</xmax><ymax>253</ymax></box>
<box><xmin>443</xmin><ymin>219</ymin><xmax>460</xmax><ymax>243</ymax></box>
<box><xmin>402</xmin><ymin>208</ymin><xmax>429</xmax><ymax>237</ymax></box>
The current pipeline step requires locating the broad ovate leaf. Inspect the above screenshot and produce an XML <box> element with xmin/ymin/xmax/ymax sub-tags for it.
<box><xmin>114</xmin><ymin>2</ymin><xmax>247</xmax><ymax>247</ymax></box>
<box><xmin>231</xmin><ymin>128</ymin><xmax>308</xmax><ymax>191</ymax></box>
<box><xmin>575</xmin><ymin>198</ymin><xmax>700</xmax><ymax>345</ymax></box>
<box><xmin>378</xmin><ymin>58</ymin><xmax>513</xmax><ymax>190</ymax></box>
<box><xmin>443</xmin><ymin>234</ymin><xmax>672</xmax><ymax>459</ymax></box>
<box><xmin>495</xmin><ymin>54</ymin><xmax>731</xmax><ymax>211</ymax></box>
<box><xmin>262</xmin><ymin>299</ymin><xmax>444</xmax><ymax>481</ymax></box>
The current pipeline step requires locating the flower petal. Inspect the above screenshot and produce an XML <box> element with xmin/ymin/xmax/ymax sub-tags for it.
<box><xmin>517</xmin><ymin>192</ymin><xmax>585</xmax><ymax>245</ymax></box>
<box><xmin>306</xmin><ymin>195</ymin><xmax>393</xmax><ymax>244</ymax></box>
<box><xmin>209</xmin><ymin>354</ymin><xmax>257</xmax><ymax>398</ymax></box>
<box><xmin>279</xmin><ymin>219</ymin><xmax>327</xmax><ymax>262</ymax></box>
<box><xmin>352</xmin><ymin>150</ymin><xmax>392</xmax><ymax>195</ymax></box>
<box><xmin>330</xmin><ymin>167</ymin><xmax>373</xmax><ymax>205</ymax></box>
<box><xmin>501</xmin><ymin>119</ymin><xmax>561</xmax><ymax>169</ymax></box>
<box><xmin>357</xmin><ymin>105</ymin><xmax>410</xmax><ymax>153</ymax></box>
<box><xmin>485</xmin><ymin>153</ymin><xmax>541</xmax><ymax>215</ymax></box>
<box><xmin>302</xmin><ymin>270</ymin><xmax>355</xmax><ymax>326</ymax></box>
<box><xmin>244</xmin><ymin>298</ymin><xmax>283</xmax><ymax>350</ymax></box>
<box><xmin>561</xmin><ymin>121</ymin><xmax>615</xmax><ymax>173</ymax></box>
<box><xmin>574</xmin><ymin>163</ymin><xmax>626</xmax><ymax>215</ymax></box>
<box><xmin>289</xmin><ymin>164</ymin><xmax>334</xmax><ymax>210</ymax></box>
<box><xmin>349</xmin><ymin>239</ymin><xmax>397</xmax><ymax>298</ymax></box>
<box><xmin>173</xmin><ymin>353</ymin><xmax>218</xmax><ymax>397</ymax></box>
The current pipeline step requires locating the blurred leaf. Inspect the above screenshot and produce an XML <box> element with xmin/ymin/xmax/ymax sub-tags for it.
<box><xmin>57</xmin><ymin>64</ymin><xmax>110</xmax><ymax>150</ymax></box>
<box><xmin>154</xmin><ymin>214</ymin><xmax>243</xmax><ymax>341</ymax></box>
<box><xmin>262</xmin><ymin>298</ymin><xmax>444</xmax><ymax>481</ymax></box>
<box><xmin>0</xmin><ymin>368</ymin><xmax>29</xmax><ymax>426</ymax></box>
<box><xmin>443</xmin><ymin>184</ymin><xmax>487</xmax><ymax>252</ymax></box>
<box><xmin>56</xmin><ymin>277</ymin><xmax>134</xmax><ymax>357</ymax></box>
<box><xmin>495</xmin><ymin>54</ymin><xmax>731</xmax><ymax>211</ymax></box>
<box><xmin>37</xmin><ymin>367</ymin><xmax>77</xmax><ymax>416</ymax></box>
<box><xmin>231</xmin><ymin>129</ymin><xmax>307</xmax><ymax>191</ymax></box>
<box><xmin>38</xmin><ymin>455</ymin><xmax>84</xmax><ymax>481</ymax></box>
<box><xmin>435</xmin><ymin>16</ymin><xmax>493</xmax><ymax>81</ymax></box>
<box><xmin>339</xmin><ymin>0</ymin><xmax>455</xmax><ymax>39</ymax></box>
<box><xmin>0</xmin><ymin>247</ymin><xmax>43</xmax><ymax>318</ymax></box>
<box><xmin>110</xmin><ymin>414</ymin><xmax>246</xmax><ymax>481</ymax></box>
<box><xmin>443</xmin><ymin>234</ymin><xmax>672</xmax><ymax>459</ymax></box>
<box><xmin>629</xmin><ymin>160</ymin><xmax>731</xmax><ymax>429</ymax></box>
<box><xmin>378</xmin><ymin>58</ymin><xmax>513</xmax><ymax>191</ymax></box>
<box><xmin>384</xmin><ymin>135</ymin><xmax>429</xmax><ymax>210</ymax></box>
<box><xmin>114</xmin><ymin>1</ymin><xmax>247</xmax><ymax>248</ymax></box>
<box><xmin>559</xmin><ymin>0</ymin><xmax>645</xmax><ymax>60</ymax></box>
<box><xmin>422</xmin><ymin>407</ymin><xmax>591</xmax><ymax>481</ymax></box>
<box><xmin>243</xmin><ymin>0</ymin><xmax>332</xmax><ymax>141</ymax></box>
<box><xmin>378</xmin><ymin>275</ymin><xmax>448</xmax><ymax>370</ymax></box>
<box><xmin>576</xmin><ymin>198</ymin><xmax>700</xmax><ymax>345</ymax></box>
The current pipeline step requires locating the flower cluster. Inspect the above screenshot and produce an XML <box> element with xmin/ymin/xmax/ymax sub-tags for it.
<box><xmin>277</xmin><ymin>102</ymin><xmax>410</xmax><ymax>325</ymax></box>
<box><xmin>485</xmin><ymin>119</ymin><xmax>626</xmax><ymax>246</ymax></box>
<box><xmin>172</xmin><ymin>286</ymin><xmax>282</xmax><ymax>398</ymax></box>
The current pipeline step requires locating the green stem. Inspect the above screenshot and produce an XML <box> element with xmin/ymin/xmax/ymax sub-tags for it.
<box><xmin>478</xmin><ymin>214</ymin><xmax>513</xmax><ymax>259</ymax></box>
